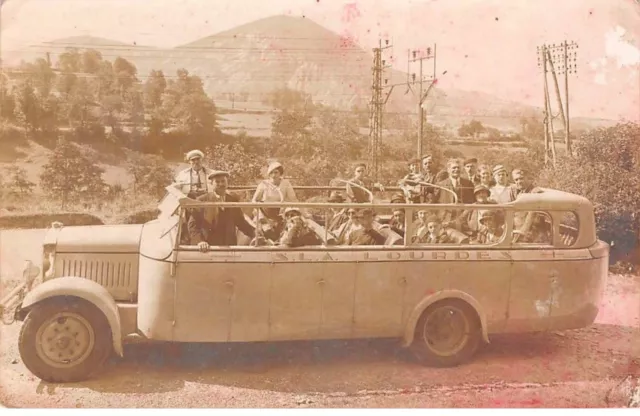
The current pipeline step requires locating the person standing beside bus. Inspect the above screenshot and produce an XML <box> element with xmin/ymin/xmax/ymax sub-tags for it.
<box><xmin>173</xmin><ymin>149</ymin><xmax>214</xmax><ymax>199</ymax></box>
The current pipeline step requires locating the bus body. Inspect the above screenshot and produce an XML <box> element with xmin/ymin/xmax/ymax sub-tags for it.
<box><xmin>2</xmin><ymin>186</ymin><xmax>608</xmax><ymax>382</ymax></box>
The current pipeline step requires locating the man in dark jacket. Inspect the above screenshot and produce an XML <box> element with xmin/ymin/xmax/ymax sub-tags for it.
<box><xmin>188</xmin><ymin>170</ymin><xmax>255</xmax><ymax>251</ymax></box>
<box><xmin>433</xmin><ymin>159</ymin><xmax>475</xmax><ymax>226</ymax></box>
<box><xmin>346</xmin><ymin>209</ymin><xmax>386</xmax><ymax>246</ymax></box>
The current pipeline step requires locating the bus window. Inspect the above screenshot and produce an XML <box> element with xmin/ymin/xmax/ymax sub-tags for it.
<box><xmin>557</xmin><ymin>211</ymin><xmax>580</xmax><ymax>247</ymax></box>
<box><xmin>408</xmin><ymin>208</ymin><xmax>506</xmax><ymax>246</ymax></box>
<box><xmin>512</xmin><ymin>211</ymin><xmax>553</xmax><ymax>245</ymax></box>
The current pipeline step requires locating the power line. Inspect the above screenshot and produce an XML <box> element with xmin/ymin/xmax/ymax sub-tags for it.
<box><xmin>408</xmin><ymin>45</ymin><xmax>438</xmax><ymax>158</ymax></box>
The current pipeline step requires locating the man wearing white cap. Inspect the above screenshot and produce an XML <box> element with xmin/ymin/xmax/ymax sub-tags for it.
<box><xmin>188</xmin><ymin>170</ymin><xmax>255</xmax><ymax>251</ymax></box>
<box><xmin>489</xmin><ymin>164</ymin><xmax>513</xmax><ymax>204</ymax></box>
<box><xmin>173</xmin><ymin>149</ymin><xmax>214</xmax><ymax>198</ymax></box>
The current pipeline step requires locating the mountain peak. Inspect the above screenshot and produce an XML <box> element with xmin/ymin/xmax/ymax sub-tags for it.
<box><xmin>177</xmin><ymin>14</ymin><xmax>345</xmax><ymax>49</ymax></box>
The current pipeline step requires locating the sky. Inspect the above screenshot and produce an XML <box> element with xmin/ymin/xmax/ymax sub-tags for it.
<box><xmin>1</xmin><ymin>0</ymin><xmax>639</xmax><ymax>121</ymax></box>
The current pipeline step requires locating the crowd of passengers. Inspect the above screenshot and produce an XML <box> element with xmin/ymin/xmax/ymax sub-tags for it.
<box><xmin>173</xmin><ymin>150</ymin><xmax>544</xmax><ymax>251</ymax></box>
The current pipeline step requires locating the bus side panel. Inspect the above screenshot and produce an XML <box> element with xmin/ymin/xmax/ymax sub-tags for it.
<box><xmin>505</xmin><ymin>260</ymin><xmax>552</xmax><ymax>332</ymax></box>
<box><xmin>353</xmin><ymin>262</ymin><xmax>404</xmax><ymax>338</ymax></box>
<box><xmin>503</xmin><ymin>254</ymin><xmax>606</xmax><ymax>333</ymax></box>
<box><xmin>547</xmin><ymin>257</ymin><xmax>607</xmax><ymax>330</ymax></box>
<box><xmin>320</xmin><ymin>262</ymin><xmax>357</xmax><ymax>339</ymax></box>
<box><xmin>137</xmin><ymin>256</ymin><xmax>175</xmax><ymax>340</ymax></box>
<box><xmin>228</xmin><ymin>264</ymin><xmax>271</xmax><ymax>342</ymax></box>
<box><xmin>402</xmin><ymin>260</ymin><xmax>450</xmax><ymax>324</ymax></box>
<box><xmin>269</xmin><ymin>263</ymin><xmax>323</xmax><ymax>341</ymax></box>
<box><xmin>443</xmin><ymin>260</ymin><xmax>512</xmax><ymax>333</ymax></box>
<box><xmin>173</xmin><ymin>262</ymin><xmax>235</xmax><ymax>342</ymax></box>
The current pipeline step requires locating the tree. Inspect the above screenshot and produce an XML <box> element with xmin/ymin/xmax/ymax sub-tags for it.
<box><xmin>82</xmin><ymin>49</ymin><xmax>103</xmax><ymax>74</ymax></box>
<box><xmin>143</xmin><ymin>70</ymin><xmax>167</xmax><ymax>110</ymax></box>
<box><xmin>0</xmin><ymin>76</ymin><xmax>16</xmax><ymax>121</ymax></box>
<box><xmin>15</xmin><ymin>80</ymin><xmax>40</xmax><ymax>134</ymax></box>
<box><xmin>458</xmin><ymin>120</ymin><xmax>485</xmax><ymax>138</ymax></box>
<box><xmin>204</xmin><ymin>142</ymin><xmax>263</xmax><ymax>185</ymax></box>
<box><xmin>40</xmin><ymin>138</ymin><xmax>106</xmax><ymax>208</ymax></box>
<box><xmin>57</xmin><ymin>48</ymin><xmax>82</xmax><ymax>73</ymax></box>
<box><xmin>113</xmin><ymin>57</ymin><xmax>138</xmax><ymax>98</ymax></box>
<box><xmin>126</xmin><ymin>153</ymin><xmax>174</xmax><ymax>198</ymax></box>
<box><xmin>21</xmin><ymin>58</ymin><xmax>56</xmax><ymax>97</ymax></box>
<box><xmin>536</xmin><ymin>122</ymin><xmax>640</xmax><ymax>260</ymax></box>
<box><xmin>5</xmin><ymin>165</ymin><xmax>35</xmax><ymax>195</ymax></box>
<box><xmin>161</xmin><ymin>69</ymin><xmax>218</xmax><ymax>138</ymax></box>
<box><xmin>269</xmin><ymin>109</ymin><xmax>314</xmax><ymax>158</ymax></box>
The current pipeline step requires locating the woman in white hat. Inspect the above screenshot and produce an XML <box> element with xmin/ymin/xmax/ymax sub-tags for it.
<box><xmin>489</xmin><ymin>164</ymin><xmax>513</xmax><ymax>204</ymax></box>
<box><xmin>173</xmin><ymin>149</ymin><xmax>214</xmax><ymax>198</ymax></box>
<box><xmin>251</xmin><ymin>161</ymin><xmax>298</xmax><ymax>239</ymax></box>
<box><xmin>252</xmin><ymin>161</ymin><xmax>298</xmax><ymax>217</ymax></box>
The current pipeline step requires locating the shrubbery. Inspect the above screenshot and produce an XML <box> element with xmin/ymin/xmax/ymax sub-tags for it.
<box><xmin>537</xmin><ymin>122</ymin><xmax>640</xmax><ymax>262</ymax></box>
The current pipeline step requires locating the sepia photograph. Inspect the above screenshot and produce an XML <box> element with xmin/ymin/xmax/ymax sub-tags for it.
<box><xmin>0</xmin><ymin>0</ymin><xmax>639</xmax><ymax>409</ymax></box>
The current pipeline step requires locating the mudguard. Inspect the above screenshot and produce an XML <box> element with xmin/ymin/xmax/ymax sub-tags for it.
<box><xmin>402</xmin><ymin>289</ymin><xmax>490</xmax><ymax>347</ymax></box>
<box><xmin>19</xmin><ymin>276</ymin><xmax>123</xmax><ymax>356</ymax></box>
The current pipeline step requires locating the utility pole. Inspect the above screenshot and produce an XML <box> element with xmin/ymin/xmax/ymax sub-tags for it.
<box><xmin>367</xmin><ymin>38</ymin><xmax>402</xmax><ymax>182</ymax></box>
<box><xmin>537</xmin><ymin>41</ymin><xmax>578</xmax><ymax>157</ymax></box>
<box><xmin>408</xmin><ymin>44</ymin><xmax>437</xmax><ymax>159</ymax></box>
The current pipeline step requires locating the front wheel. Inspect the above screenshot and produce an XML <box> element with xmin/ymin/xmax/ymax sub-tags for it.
<box><xmin>410</xmin><ymin>299</ymin><xmax>482</xmax><ymax>367</ymax></box>
<box><xmin>18</xmin><ymin>297</ymin><xmax>113</xmax><ymax>382</ymax></box>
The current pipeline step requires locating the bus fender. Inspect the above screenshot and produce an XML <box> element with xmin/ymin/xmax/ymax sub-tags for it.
<box><xmin>19</xmin><ymin>276</ymin><xmax>123</xmax><ymax>357</ymax></box>
<box><xmin>402</xmin><ymin>289</ymin><xmax>490</xmax><ymax>347</ymax></box>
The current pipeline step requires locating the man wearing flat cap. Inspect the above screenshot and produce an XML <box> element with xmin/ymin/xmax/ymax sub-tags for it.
<box><xmin>398</xmin><ymin>158</ymin><xmax>425</xmax><ymax>203</ymax></box>
<box><xmin>463</xmin><ymin>158</ymin><xmax>481</xmax><ymax>186</ymax></box>
<box><xmin>188</xmin><ymin>170</ymin><xmax>255</xmax><ymax>251</ymax></box>
<box><xmin>345</xmin><ymin>209</ymin><xmax>386</xmax><ymax>246</ymax></box>
<box><xmin>174</xmin><ymin>149</ymin><xmax>215</xmax><ymax>199</ymax></box>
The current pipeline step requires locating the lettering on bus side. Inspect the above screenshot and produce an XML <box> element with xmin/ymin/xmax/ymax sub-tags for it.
<box><xmin>268</xmin><ymin>250</ymin><xmax>522</xmax><ymax>262</ymax></box>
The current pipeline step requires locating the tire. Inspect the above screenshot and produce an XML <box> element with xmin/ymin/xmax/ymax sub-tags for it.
<box><xmin>18</xmin><ymin>297</ymin><xmax>113</xmax><ymax>383</ymax></box>
<box><xmin>410</xmin><ymin>298</ymin><xmax>482</xmax><ymax>367</ymax></box>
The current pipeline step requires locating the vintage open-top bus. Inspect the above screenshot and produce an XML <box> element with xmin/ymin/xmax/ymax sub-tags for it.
<box><xmin>0</xmin><ymin>184</ymin><xmax>609</xmax><ymax>382</ymax></box>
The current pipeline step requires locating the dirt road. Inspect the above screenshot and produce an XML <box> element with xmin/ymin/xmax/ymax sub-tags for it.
<box><xmin>1</xmin><ymin>229</ymin><xmax>639</xmax><ymax>408</ymax></box>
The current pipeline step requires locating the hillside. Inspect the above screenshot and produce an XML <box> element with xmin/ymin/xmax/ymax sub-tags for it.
<box><xmin>2</xmin><ymin>16</ymin><xmax>617</xmax><ymax>131</ymax></box>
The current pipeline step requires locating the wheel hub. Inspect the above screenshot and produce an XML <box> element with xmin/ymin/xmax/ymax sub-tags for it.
<box><xmin>423</xmin><ymin>306</ymin><xmax>470</xmax><ymax>357</ymax></box>
<box><xmin>35</xmin><ymin>312</ymin><xmax>95</xmax><ymax>369</ymax></box>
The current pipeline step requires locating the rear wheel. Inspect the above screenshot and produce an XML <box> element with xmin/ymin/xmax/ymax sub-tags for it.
<box><xmin>411</xmin><ymin>298</ymin><xmax>482</xmax><ymax>367</ymax></box>
<box><xmin>18</xmin><ymin>298</ymin><xmax>113</xmax><ymax>382</ymax></box>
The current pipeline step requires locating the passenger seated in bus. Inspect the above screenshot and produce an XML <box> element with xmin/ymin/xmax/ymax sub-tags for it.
<box><xmin>188</xmin><ymin>171</ymin><xmax>255</xmax><ymax>252</ymax></box>
<box><xmin>389</xmin><ymin>208</ymin><xmax>405</xmax><ymax>237</ymax></box>
<box><xmin>326</xmin><ymin>191</ymin><xmax>349</xmax><ymax>232</ymax></box>
<box><xmin>455</xmin><ymin>185</ymin><xmax>497</xmax><ymax>239</ymax></box>
<box><xmin>473</xmin><ymin>211</ymin><xmax>504</xmax><ymax>244</ymax></box>
<box><xmin>345</xmin><ymin>163</ymin><xmax>384</xmax><ymax>203</ymax></box>
<box><xmin>335</xmin><ymin>208</ymin><xmax>360</xmax><ymax>244</ymax></box>
<box><xmin>414</xmin><ymin>215</ymin><xmax>454</xmax><ymax>244</ymax></box>
<box><xmin>513</xmin><ymin>212</ymin><xmax>552</xmax><ymax>244</ymax></box>
<box><xmin>346</xmin><ymin>209</ymin><xmax>386</xmax><ymax>246</ymax></box>
<box><xmin>278</xmin><ymin>208</ymin><xmax>323</xmax><ymax>248</ymax></box>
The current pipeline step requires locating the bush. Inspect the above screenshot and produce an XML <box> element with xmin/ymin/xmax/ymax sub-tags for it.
<box><xmin>537</xmin><ymin>122</ymin><xmax>640</xmax><ymax>262</ymax></box>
